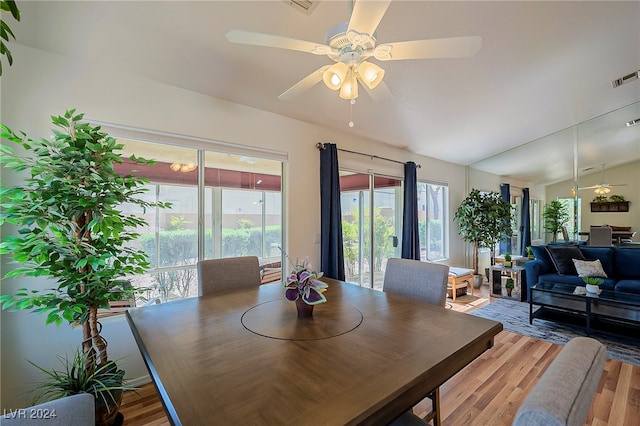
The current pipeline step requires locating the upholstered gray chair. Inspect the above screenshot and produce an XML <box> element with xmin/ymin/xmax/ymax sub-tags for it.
<box><xmin>383</xmin><ymin>258</ymin><xmax>449</xmax><ymax>307</ymax></box>
<box><xmin>383</xmin><ymin>258</ymin><xmax>450</xmax><ymax>426</ymax></box>
<box><xmin>1</xmin><ymin>394</ymin><xmax>95</xmax><ymax>425</ymax></box>
<box><xmin>589</xmin><ymin>226</ymin><xmax>613</xmax><ymax>246</ymax></box>
<box><xmin>513</xmin><ymin>337</ymin><xmax>606</xmax><ymax>426</ymax></box>
<box><xmin>197</xmin><ymin>256</ymin><xmax>261</xmax><ymax>296</ymax></box>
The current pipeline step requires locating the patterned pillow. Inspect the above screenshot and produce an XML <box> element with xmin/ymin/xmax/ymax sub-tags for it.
<box><xmin>572</xmin><ymin>259</ymin><xmax>608</xmax><ymax>278</ymax></box>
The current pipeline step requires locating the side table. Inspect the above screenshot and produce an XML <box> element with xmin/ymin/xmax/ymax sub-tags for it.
<box><xmin>489</xmin><ymin>264</ymin><xmax>527</xmax><ymax>302</ymax></box>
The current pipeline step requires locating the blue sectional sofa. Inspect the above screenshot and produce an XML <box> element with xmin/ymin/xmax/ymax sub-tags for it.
<box><xmin>525</xmin><ymin>245</ymin><xmax>640</xmax><ymax>300</ymax></box>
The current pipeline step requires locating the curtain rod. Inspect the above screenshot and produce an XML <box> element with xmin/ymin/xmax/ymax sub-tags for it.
<box><xmin>316</xmin><ymin>143</ymin><xmax>421</xmax><ymax>168</ymax></box>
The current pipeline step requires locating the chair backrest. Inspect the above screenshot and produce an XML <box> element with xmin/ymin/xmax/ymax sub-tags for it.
<box><xmin>1</xmin><ymin>393</ymin><xmax>95</xmax><ymax>425</ymax></box>
<box><xmin>197</xmin><ymin>256</ymin><xmax>261</xmax><ymax>296</ymax></box>
<box><xmin>589</xmin><ymin>226</ymin><xmax>613</xmax><ymax>246</ymax></box>
<box><xmin>561</xmin><ymin>225</ymin><xmax>570</xmax><ymax>242</ymax></box>
<box><xmin>383</xmin><ymin>258</ymin><xmax>449</xmax><ymax>307</ymax></box>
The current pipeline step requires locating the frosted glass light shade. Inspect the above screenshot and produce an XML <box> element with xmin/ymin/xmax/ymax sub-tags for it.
<box><xmin>357</xmin><ymin>61</ymin><xmax>385</xmax><ymax>89</ymax></box>
<box><xmin>322</xmin><ymin>62</ymin><xmax>348</xmax><ymax>90</ymax></box>
<box><xmin>339</xmin><ymin>72</ymin><xmax>359</xmax><ymax>99</ymax></box>
<box><xmin>594</xmin><ymin>186</ymin><xmax>611</xmax><ymax>195</ymax></box>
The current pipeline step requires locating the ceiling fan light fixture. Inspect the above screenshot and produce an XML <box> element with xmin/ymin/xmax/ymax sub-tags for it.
<box><xmin>339</xmin><ymin>70</ymin><xmax>359</xmax><ymax>99</ymax></box>
<box><xmin>594</xmin><ymin>186</ymin><xmax>611</xmax><ymax>195</ymax></box>
<box><xmin>322</xmin><ymin>62</ymin><xmax>348</xmax><ymax>90</ymax></box>
<box><xmin>357</xmin><ymin>61</ymin><xmax>385</xmax><ymax>89</ymax></box>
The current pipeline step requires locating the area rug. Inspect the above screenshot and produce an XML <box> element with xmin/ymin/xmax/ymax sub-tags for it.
<box><xmin>446</xmin><ymin>294</ymin><xmax>489</xmax><ymax>314</ymax></box>
<box><xmin>470</xmin><ymin>298</ymin><xmax>640</xmax><ymax>366</ymax></box>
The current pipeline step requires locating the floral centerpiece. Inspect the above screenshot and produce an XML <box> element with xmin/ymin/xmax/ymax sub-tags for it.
<box><xmin>284</xmin><ymin>259</ymin><xmax>328</xmax><ymax>305</ymax></box>
<box><xmin>280</xmin><ymin>252</ymin><xmax>328</xmax><ymax>317</ymax></box>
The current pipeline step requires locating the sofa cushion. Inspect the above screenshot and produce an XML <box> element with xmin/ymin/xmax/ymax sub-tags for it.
<box><xmin>572</xmin><ymin>259</ymin><xmax>607</xmax><ymax>278</ymax></box>
<box><xmin>546</xmin><ymin>245</ymin><xmax>585</xmax><ymax>275</ymax></box>
<box><xmin>614</xmin><ymin>280</ymin><xmax>640</xmax><ymax>294</ymax></box>
<box><xmin>615</xmin><ymin>248</ymin><xmax>640</xmax><ymax>279</ymax></box>
<box><xmin>579</xmin><ymin>246</ymin><xmax>615</xmax><ymax>277</ymax></box>
<box><xmin>530</xmin><ymin>245</ymin><xmax>554</xmax><ymax>273</ymax></box>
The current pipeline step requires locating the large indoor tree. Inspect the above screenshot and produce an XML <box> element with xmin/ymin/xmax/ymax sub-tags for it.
<box><xmin>0</xmin><ymin>109</ymin><xmax>168</xmax><ymax>421</ymax></box>
<box><xmin>454</xmin><ymin>188</ymin><xmax>513</xmax><ymax>279</ymax></box>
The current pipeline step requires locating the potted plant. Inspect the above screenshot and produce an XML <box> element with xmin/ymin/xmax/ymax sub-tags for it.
<box><xmin>504</xmin><ymin>252</ymin><xmax>512</xmax><ymax>267</ymax></box>
<box><xmin>542</xmin><ymin>200</ymin><xmax>570</xmax><ymax>242</ymax></box>
<box><xmin>0</xmin><ymin>0</ymin><xmax>21</xmax><ymax>75</ymax></box>
<box><xmin>609</xmin><ymin>194</ymin><xmax>626</xmax><ymax>202</ymax></box>
<box><xmin>505</xmin><ymin>277</ymin><xmax>515</xmax><ymax>297</ymax></box>
<box><xmin>582</xmin><ymin>277</ymin><xmax>604</xmax><ymax>294</ymax></box>
<box><xmin>592</xmin><ymin>195</ymin><xmax>608</xmax><ymax>203</ymax></box>
<box><xmin>526</xmin><ymin>246</ymin><xmax>534</xmax><ymax>260</ymax></box>
<box><xmin>0</xmin><ymin>110</ymin><xmax>168</xmax><ymax>425</ymax></box>
<box><xmin>28</xmin><ymin>350</ymin><xmax>135</xmax><ymax>425</ymax></box>
<box><xmin>454</xmin><ymin>189</ymin><xmax>513</xmax><ymax>288</ymax></box>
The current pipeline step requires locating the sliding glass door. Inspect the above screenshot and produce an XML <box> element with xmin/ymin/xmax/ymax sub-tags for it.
<box><xmin>340</xmin><ymin>172</ymin><xmax>402</xmax><ymax>290</ymax></box>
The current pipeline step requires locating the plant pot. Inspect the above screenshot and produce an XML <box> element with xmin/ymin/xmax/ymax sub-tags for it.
<box><xmin>585</xmin><ymin>284</ymin><xmax>600</xmax><ymax>294</ymax></box>
<box><xmin>95</xmin><ymin>389</ymin><xmax>123</xmax><ymax>426</ymax></box>
<box><xmin>504</xmin><ymin>261</ymin><xmax>511</xmax><ymax>267</ymax></box>
<box><xmin>473</xmin><ymin>274</ymin><xmax>483</xmax><ymax>289</ymax></box>
<box><xmin>295</xmin><ymin>298</ymin><xmax>314</xmax><ymax>317</ymax></box>
<box><xmin>506</xmin><ymin>288</ymin><xmax>513</xmax><ymax>297</ymax></box>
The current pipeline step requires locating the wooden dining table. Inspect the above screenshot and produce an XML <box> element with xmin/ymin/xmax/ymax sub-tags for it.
<box><xmin>126</xmin><ymin>278</ymin><xmax>502</xmax><ymax>425</ymax></box>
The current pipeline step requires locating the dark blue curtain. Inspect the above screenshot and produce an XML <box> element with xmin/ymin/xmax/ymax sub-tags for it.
<box><xmin>401</xmin><ymin>162</ymin><xmax>420</xmax><ymax>260</ymax></box>
<box><xmin>319</xmin><ymin>143</ymin><xmax>345</xmax><ymax>280</ymax></box>
<box><xmin>520</xmin><ymin>187</ymin><xmax>531</xmax><ymax>256</ymax></box>
<box><xmin>500</xmin><ymin>184</ymin><xmax>511</xmax><ymax>254</ymax></box>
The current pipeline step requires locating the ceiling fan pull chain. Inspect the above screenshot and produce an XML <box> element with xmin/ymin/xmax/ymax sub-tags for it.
<box><xmin>349</xmin><ymin>99</ymin><xmax>355</xmax><ymax>128</ymax></box>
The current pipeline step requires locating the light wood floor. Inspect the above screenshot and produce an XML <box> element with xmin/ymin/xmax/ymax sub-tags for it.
<box><xmin>119</xmin><ymin>330</ymin><xmax>640</xmax><ymax>425</ymax></box>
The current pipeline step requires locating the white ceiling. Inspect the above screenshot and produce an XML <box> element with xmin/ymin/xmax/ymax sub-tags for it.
<box><xmin>9</xmin><ymin>1</ymin><xmax>640</xmax><ymax>182</ymax></box>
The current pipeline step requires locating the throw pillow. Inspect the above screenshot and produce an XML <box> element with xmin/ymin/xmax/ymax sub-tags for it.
<box><xmin>546</xmin><ymin>245</ymin><xmax>585</xmax><ymax>275</ymax></box>
<box><xmin>572</xmin><ymin>259</ymin><xmax>608</xmax><ymax>278</ymax></box>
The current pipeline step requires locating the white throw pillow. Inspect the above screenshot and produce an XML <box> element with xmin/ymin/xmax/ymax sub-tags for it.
<box><xmin>572</xmin><ymin>259</ymin><xmax>608</xmax><ymax>278</ymax></box>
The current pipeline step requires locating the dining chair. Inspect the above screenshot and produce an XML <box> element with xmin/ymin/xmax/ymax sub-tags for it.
<box><xmin>561</xmin><ymin>225</ymin><xmax>570</xmax><ymax>242</ymax></box>
<box><xmin>197</xmin><ymin>256</ymin><xmax>262</xmax><ymax>296</ymax></box>
<box><xmin>588</xmin><ymin>226</ymin><xmax>613</xmax><ymax>246</ymax></box>
<box><xmin>383</xmin><ymin>258</ymin><xmax>450</xmax><ymax>426</ymax></box>
<box><xmin>1</xmin><ymin>393</ymin><xmax>95</xmax><ymax>425</ymax></box>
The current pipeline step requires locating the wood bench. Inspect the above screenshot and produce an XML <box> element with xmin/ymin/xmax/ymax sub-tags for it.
<box><xmin>447</xmin><ymin>267</ymin><xmax>474</xmax><ymax>301</ymax></box>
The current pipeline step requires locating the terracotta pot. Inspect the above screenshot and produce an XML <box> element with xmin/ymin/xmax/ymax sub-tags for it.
<box><xmin>295</xmin><ymin>298</ymin><xmax>314</xmax><ymax>318</ymax></box>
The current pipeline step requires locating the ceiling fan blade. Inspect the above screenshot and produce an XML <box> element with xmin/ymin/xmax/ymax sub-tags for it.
<box><xmin>226</xmin><ymin>30</ymin><xmax>333</xmax><ymax>55</ymax></box>
<box><xmin>278</xmin><ymin>65</ymin><xmax>330</xmax><ymax>101</ymax></box>
<box><xmin>375</xmin><ymin>36</ymin><xmax>482</xmax><ymax>61</ymax></box>
<box><xmin>578</xmin><ymin>183</ymin><xmax>627</xmax><ymax>190</ymax></box>
<box><xmin>359</xmin><ymin>78</ymin><xmax>393</xmax><ymax>102</ymax></box>
<box><xmin>347</xmin><ymin>0</ymin><xmax>392</xmax><ymax>40</ymax></box>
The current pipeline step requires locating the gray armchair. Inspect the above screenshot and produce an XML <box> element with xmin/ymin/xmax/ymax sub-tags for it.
<box><xmin>1</xmin><ymin>394</ymin><xmax>95</xmax><ymax>425</ymax></box>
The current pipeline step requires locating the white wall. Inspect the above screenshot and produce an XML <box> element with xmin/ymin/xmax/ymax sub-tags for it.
<box><xmin>1</xmin><ymin>45</ymin><xmax>469</xmax><ymax>408</ymax></box>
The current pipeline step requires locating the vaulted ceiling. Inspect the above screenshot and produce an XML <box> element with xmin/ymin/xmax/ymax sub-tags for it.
<box><xmin>9</xmin><ymin>1</ymin><xmax>640</xmax><ymax>182</ymax></box>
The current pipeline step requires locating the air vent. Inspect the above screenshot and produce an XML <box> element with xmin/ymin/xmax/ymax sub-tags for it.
<box><xmin>283</xmin><ymin>0</ymin><xmax>319</xmax><ymax>15</ymax></box>
<box><xmin>611</xmin><ymin>70</ymin><xmax>639</xmax><ymax>88</ymax></box>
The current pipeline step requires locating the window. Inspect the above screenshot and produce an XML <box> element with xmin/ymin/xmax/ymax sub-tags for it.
<box><xmin>112</xmin><ymin>136</ymin><xmax>284</xmax><ymax>304</ymax></box>
<box><xmin>559</xmin><ymin>197</ymin><xmax>582</xmax><ymax>238</ymax></box>
<box><xmin>418</xmin><ymin>182</ymin><xmax>448</xmax><ymax>261</ymax></box>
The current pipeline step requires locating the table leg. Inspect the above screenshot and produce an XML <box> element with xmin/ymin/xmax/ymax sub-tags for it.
<box><xmin>586</xmin><ymin>299</ymin><xmax>592</xmax><ymax>335</ymax></box>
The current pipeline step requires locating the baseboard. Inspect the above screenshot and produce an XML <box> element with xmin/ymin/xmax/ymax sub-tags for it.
<box><xmin>128</xmin><ymin>375</ymin><xmax>153</xmax><ymax>387</ymax></box>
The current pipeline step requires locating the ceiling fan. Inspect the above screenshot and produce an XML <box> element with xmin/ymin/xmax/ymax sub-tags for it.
<box><xmin>226</xmin><ymin>0</ymin><xmax>482</xmax><ymax>102</ymax></box>
<box><xmin>578</xmin><ymin>164</ymin><xmax>627</xmax><ymax>194</ymax></box>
